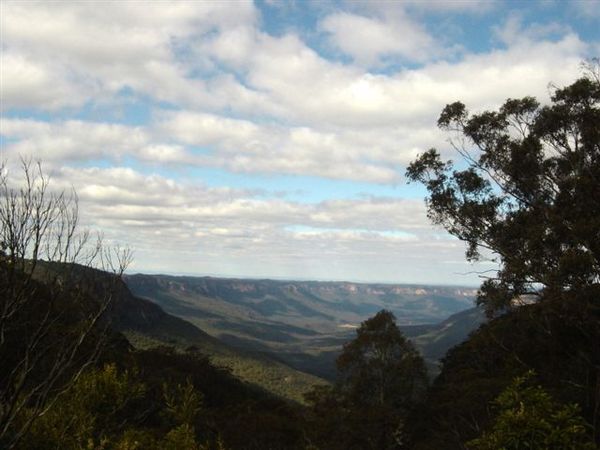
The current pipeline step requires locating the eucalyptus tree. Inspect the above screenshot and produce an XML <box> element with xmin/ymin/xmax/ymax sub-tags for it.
<box><xmin>407</xmin><ymin>61</ymin><xmax>600</xmax><ymax>316</ymax></box>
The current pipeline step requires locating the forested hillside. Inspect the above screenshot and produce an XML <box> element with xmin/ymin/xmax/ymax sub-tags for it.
<box><xmin>106</xmin><ymin>271</ymin><xmax>327</xmax><ymax>403</ymax></box>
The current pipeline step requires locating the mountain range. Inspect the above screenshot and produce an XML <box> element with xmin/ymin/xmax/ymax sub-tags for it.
<box><xmin>124</xmin><ymin>274</ymin><xmax>484</xmax><ymax>381</ymax></box>
<box><xmin>29</xmin><ymin>262</ymin><xmax>486</xmax><ymax>403</ymax></box>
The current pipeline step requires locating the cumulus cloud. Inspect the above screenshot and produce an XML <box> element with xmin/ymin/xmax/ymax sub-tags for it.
<box><xmin>1</xmin><ymin>119</ymin><xmax>150</xmax><ymax>162</ymax></box>
<box><xmin>157</xmin><ymin>110</ymin><xmax>402</xmax><ymax>182</ymax></box>
<box><xmin>2</xmin><ymin>22</ymin><xmax>589</xmax><ymax>184</ymax></box>
<box><xmin>0</xmin><ymin>52</ymin><xmax>91</xmax><ymax>111</ymax></box>
<box><xmin>320</xmin><ymin>11</ymin><xmax>436</xmax><ymax>66</ymax></box>
<box><xmin>0</xmin><ymin>1</ymin><xmax>257</xmax><ymax>110</ymax></box>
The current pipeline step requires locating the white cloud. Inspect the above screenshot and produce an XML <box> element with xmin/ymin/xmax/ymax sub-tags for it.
<box><xmin>3</xmin><ymin>1</ymin><xmax>590</xmax><ymax>133</ymax></box>
<box><xmin>403</xmin><ymin>0</ymin><xmax>498</xmax><ymax>13</ymax></box>
<box><xmin>320</xmin><ymin>11</ymin><xmax>436</xmax><ymax>66</ymax></box>
<box><xmin>203</xmin><ymin>25</ymin><xmax>588</xmax><ymax>131</ymax></box>
<box><xmin>45</xmin><ymin>166</ymin><xmax>429</xmax><ymax>237</ymax></box>
<box><xmin>492</xmin><ymin>12</ymin><xmax>572</xmax><ymax>47</ymax></box>
<box><xmin>0</xmin><ymin>52</ymin><xmax>92</xmax><ymax>111</ymax></box>
<box><xmin>0</xmin><ymin>1</ymin><xmax>258</xmax><ymax>110</ymax></box>
<box><xmin>2</xmin><ymin>20</ymin><xmax>590</xmax><ymax>186</ymax></box>
<box><xmin>570</xmin><ymin>0</ymin><xmax>600</xmax><ymax>19</ymax></box>
<box><xmin>158</xmin><ymin>110</ymin><xmax>407</xmax><ymax>182</ymax></box>
<box><xmin>1</xmin><ymin>119</ymin><xmax>149</xmax><ymax>162</ymax></box>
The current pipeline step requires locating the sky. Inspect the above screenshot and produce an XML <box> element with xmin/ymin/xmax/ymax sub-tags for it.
<box><xmin>1</xmin><ymin>0</ymin><xmax>599</xmax><ymax>285</ymax></box>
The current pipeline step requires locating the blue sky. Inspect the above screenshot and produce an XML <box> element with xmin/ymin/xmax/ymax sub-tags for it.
<box><xmin>1</xmin><ymin>0</ymin><xmax>599</xmax><ymax>285</ymax></box>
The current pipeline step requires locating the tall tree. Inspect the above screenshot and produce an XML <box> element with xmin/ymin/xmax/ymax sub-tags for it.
<box><xmin>406</xmin><ymin>60</ymin><xmax>600</xmax><ymax>316</ymax></box>
<box><xmin>407</xmin><ymin>61</ymin><xmax>600</xmax><ymax>447</ymax></box>
<box><xmin>337</xmin><ymin>310</ymin><xmax>427</xmax><ymax>410</ymax></box>
<box><xmin>306</xmin><ymin>310</ymin><xmax>427</xmax><ymax>450</ymax></box>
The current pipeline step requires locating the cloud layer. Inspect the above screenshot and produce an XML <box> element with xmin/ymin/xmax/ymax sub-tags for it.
<box><xmin>1</xmin><ymin>0</ymin><xmax>597</xmax><ymax>284</ymax></box>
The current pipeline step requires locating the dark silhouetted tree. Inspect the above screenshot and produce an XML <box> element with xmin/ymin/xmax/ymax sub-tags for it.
<box><xmin>407</xmin><ymin>61</ymin><xmax>600</xmax><ymax>448</ymax></box>
<box><xmin>406</xmin><ymin>60</ymin><xmax>599</xmax><ymax>317</ymax></box>
<box><xmin>306</xmin><ymin>310</ymin><xmax>427</xmax><ymax>449</ymax></box>
<box><xmin>337</xmin><ymin>310</ymin><xmax>427</xmax><ymax>410</ymax></box>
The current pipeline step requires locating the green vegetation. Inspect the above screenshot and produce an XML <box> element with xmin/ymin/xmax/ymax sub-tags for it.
<box><xmin>412</xmin><ymin>298</ymin><xmax>600</xmax><ymax>448</ymax></box>
<box><xmin>105</xmin><ymin>280</ymin><xmax>328</xmax><ymax>404</ymax></box>
<box><xmin>466</xmin><ymin>371</ymin><xmax>595</xmax><ymax>450</ymax></box>
<box><xmin>124</xmin><ymin>329</ymin><xmax>327</xmax><ymax>405</ymax></box>
<box><xmin>15</xmin><ymin>347</ymin><xmax>308</xmax><ymax>450</ymax></box>
<box><xmin>335</xmin><ymin>310</ymin><xmax>427</xmax><ymax>410</ymax></box>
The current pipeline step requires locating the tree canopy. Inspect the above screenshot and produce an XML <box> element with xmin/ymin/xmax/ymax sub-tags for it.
<box><xmin>406</xmin><ymin>61</ymin><xmax>600</xmax><ymax>316</ymax></box>
<box><xmin>337</xmin><ymin>310</ymin><xmax>427</xmax><ymax>410</ymax></box>
<box><xmin>305</xmin><ymin>310</ymin><xmax>427</xmax><ymax>449</ymax></box>
<box><xmin>466</xmin><ymin>371</ymin><xmax>595</xmax><ymax>450</ymax></box>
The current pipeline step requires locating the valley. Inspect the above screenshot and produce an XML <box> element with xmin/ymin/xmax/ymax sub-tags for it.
<box><xmin>125</xmin><ymin>274</ymin><xmax>484</xmax><ymax>380</ymax></box>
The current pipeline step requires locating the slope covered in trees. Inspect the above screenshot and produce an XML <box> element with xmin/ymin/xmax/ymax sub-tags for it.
<box><xmin>105</xmin><ymin>270</ymin><xmax>328</xmax><ymax>404</ymax></box>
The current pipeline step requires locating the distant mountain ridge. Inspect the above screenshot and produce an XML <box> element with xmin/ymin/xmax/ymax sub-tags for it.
<box><xmin>125</xmin><ymin>274</ymin><xmax>476</xmax><ymax>327</ymax></box>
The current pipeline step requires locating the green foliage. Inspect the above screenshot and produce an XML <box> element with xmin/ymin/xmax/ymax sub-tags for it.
<box><xmin>467</xmin><ymin>371</ymin><xmax>595</xmax><ymax>450</ymax></box>
<box><xmin>412</xmin><ymin>296</ymin><xmax>600</xmax><ymax>449</ymax></box>
<box><xmin>129</xmin><ymin>346</ymin><xmax>306</xmax><ymax>449</ymax></box>
<box><xmin>122</xmin><ymin>321</ymin><xmax>327</xmax><ymax>405</ymax></box>
<box><xmin>161</xmin><ymin>424</ymin><xmax>201</xmax><ymax>450</ymax></box>
<box><xmin>19</xmin><ymin>364</ymin><xmax>147</xmax><ymax>450</ymax></box>
<box><xmin>406</xmin><ymin>66</ymin><xmax>600</xmax><ymax>316</ymax></box>
<box><xmin>15</xmin><ymin>362</ymin><xmax>238</xmax><ymax>450</ymax></box>
<box><xmin>337</xmin><ymin>310</ymin><xmax>427</xmax><ymax>409</ymax></box>
<box><xmin>163</xmin><ymin>378</ymin><xmax>203</xmax><ymax>426</ymax></box>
